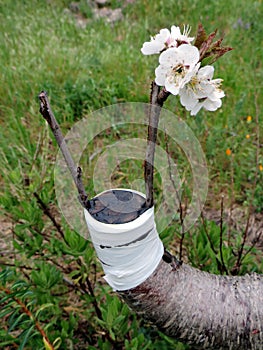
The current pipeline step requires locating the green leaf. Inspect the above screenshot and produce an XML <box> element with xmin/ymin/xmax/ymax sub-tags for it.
<box><xmin>8</xmin><ymin>312</ymin><xmax>27</xmax><ymax>333</ymax></box>
<box><xmin>0</xmin><ymin>339</ymin><xmax>19</xmax><ymax>348</ymax></box>
<box><xmin>0</xmin><ymin>269</ymin><xmax>14</xmax><ymax>281</ymax></box>
<box><xmin>109</xmin><ymin>328</ymin><xmax>116</xmax><ymax>341</ymax></box>
<box><xmin>31</xmin><ymin>262</ymin><xmax>62</xmax><ymax>290</ymax></box>
<box><xmin>7</xmin><ymin>308</ymin><xmax>20</xmax><ymax>326</ymax></box>
<box><xmin>106</xmin><ymin>311</ymin><xmax>113</xmax><ymax>326</ymax></box>
<box><xmin>18</xmin><ymin>325</ymin><xmax>35</xmax><ymax>350</ymax></box>
<box><xmin>113</xmin><ymin>314</ymin><xmax>126</xmax><ymax>326</ymax></box>
<box><xmin>35</xmin><ymin>303</ymin><xmax>54</xmax><ymax>318</ymax></box>
<box><xmin>53</xmin><ymin>336</ymin><xmax>62</xmax><ymax>350</ymax></box>
<box><xmin>0</xmin><ymin>307</ymin><xmax>13</xmax><ymax>319</ymax></box>
<box><xmin>11</xmin><ymin>280</ymin><xmax>28</xmax><ymax>290</ymax></box>
<box><xmin>63</xmin><ymin>228</ymin><xmax>89</xmax><ymax>255</ymax></box>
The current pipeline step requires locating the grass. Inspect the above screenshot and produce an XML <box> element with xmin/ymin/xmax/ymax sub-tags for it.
<box><xmin>0</xmin><ymin>0</ymin><xmax>262</xmax><ymax>349</ymax></box>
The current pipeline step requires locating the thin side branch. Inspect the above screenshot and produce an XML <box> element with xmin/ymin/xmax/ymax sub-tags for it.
<box><xmin>219</xmin><ymin>195</ymin><xmax>228</xmax><ymax>274</ymax></box>
<box><xmin>33</xmin><ymin>192</ymin><xmax>65</xmax><ymax>240</ymax></box>
<box><xmin>38</xmin><ymin>91</ymin><xmax>90</xmax><ymax>209</ymax></box>
<box><xmin>164</xmin><ymin>134</ymin><xmax>185</xmax><ymax>260</ymax></box>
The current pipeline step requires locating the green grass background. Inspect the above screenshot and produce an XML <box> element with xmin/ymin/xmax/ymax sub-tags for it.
<box><xmin>0</xmin><ymin>0</ymin><xmax>262</xmax><ymax>349</ymax></box>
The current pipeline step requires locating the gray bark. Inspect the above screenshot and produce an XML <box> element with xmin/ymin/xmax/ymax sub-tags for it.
<box><xmin>119</xmin><ymin>250</ymin><xmax>263</xmax><ymax>349</ymax></box>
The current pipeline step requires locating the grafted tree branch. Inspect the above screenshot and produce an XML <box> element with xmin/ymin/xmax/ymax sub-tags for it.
<box><xmin>39</xmin><ymin>91</ymin><xmax>263</xmax><ymax>349</ymax></box>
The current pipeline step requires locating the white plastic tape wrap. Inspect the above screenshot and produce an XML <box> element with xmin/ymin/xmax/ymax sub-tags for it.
<box><xmin>84</xmin><ymin>196</ymin><xmax>164</xmax><ymax>291</ymax></box>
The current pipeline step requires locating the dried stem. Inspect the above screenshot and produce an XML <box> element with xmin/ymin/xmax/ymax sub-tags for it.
<box><xmin>33</xmin><ymin>192</ymin><xmax>65</xmax><ymax>240</ymax></box>
<box><xmin>145</xmin><ymin>82</ymin><xmax>170</xmax><ymax>207</ymax></box>
<box><xmin>227</xmin><ymin>152</ymin><xmax>235</xmax><ymax>246</ymax></box>
<box><xmin>219</xmin><ymin>195</ymin><xmax>228</xmax><ymax>274</ymax></box>
<box><xmin>38</xmin><ymin>91</ymin><xmax>90</xmax><ymax>209</ymax></box>
<box><xmin>232</xmin><ymin>93</ymin><xmax>261</xmax><ymax>274</ymax></box>
<box><xmin>241</xmin><ymin>230</ymin><xmax>262</xmax><ymax>263</ymax></box>
<box><xmin>200</xmin><ymin>212</ymin><xmax>226</xmax><ymax>273</ymax></box>
<box><xmin>164</xmin><ymin>133</ymin><xmax>185</xmax><ymax>260</ymax></box>
<box><xmin>76</xmin><ymin>258</ymin><xmax>103</xmax><ymax>320</ymax></box>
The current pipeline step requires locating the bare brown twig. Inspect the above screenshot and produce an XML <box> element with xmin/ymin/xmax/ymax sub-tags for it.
<box><xmin>38</xmin><ymin>91</ymin><xmax>90</xmax><ymax>209</ymax></box>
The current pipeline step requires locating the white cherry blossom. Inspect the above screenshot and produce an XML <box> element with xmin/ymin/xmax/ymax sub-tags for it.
<box><xmin>179</xmin><ymin>65</ymin><xmax>225</xmax><ymax>115</ymax></box>
<box><xmin>141</xmin><ymin>25</ymin><xmax>194</xmax><ymax>55</ymax></box>
<box><xmin>155</xmin><ymin>44</ymin><xmax>200</xmax><ymax>95</ymax></box>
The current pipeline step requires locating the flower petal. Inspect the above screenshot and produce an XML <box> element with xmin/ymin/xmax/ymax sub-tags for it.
<box><xmin>203</xmin><ymin>98</ymin><xmax>222</xmax><ymax>111</ymax></box>
<box><xmin>180</xmin><ymin>88</ymin><xmax>198</xmax><ymax>109</ymax></box>
<box><xmin>165</xmin><ymin>78</ymin><xmax>181</xmax><ymax>95</ymax></box>
<box><xmin>141</xmin><ymin>41</ymin><xmax>165</xmax><ymax>55</ymax></box>
<box><xmin>209</xmin><ymin>88</ymin><xmax>225</xmax><ymax>101</ymax></box>
<box><xmin>159</xmin><ymin>47</ymin><xmax>179</xmax><ymax>65</ymax></box>
<box><xmin>141</xmin><ymin>28</ymin><xmax>170</xmax><ymax>55</ymax></box>
<box><xmin>197</xmin><ymin>65</ymin><xmax>214</xmax><ymax>80</ymax></box>
<box><xmin>141</xmin><ymin>25</ymin><xmax>195</xmax><ymax>56</ymax></box>
<box><xmin>170</xmin><ymin>25</ymin><xmax>181</xmax><ymax>39</ymax></box>
<box><xmin>159</xmin><ymin>44</ymin><xmax>200</xmax><ymax>67</ymax></box>
<box><xmin>190</xmin><ymin>103</ymin><xmax>203</xmax><ymax>116</ymax></box>
<box><xmin>155</xmin><ymin>65</ymin><xmax>167</xmax><ymax>86</ymax></box>
<box><xmin>156</xmin><ymin>28</ymin><xmax>171</xmax><ymax>41</ymax></box>
<box><xmin>177</xmin><ymin>44</ymin><xmax>200</xmax><ymax>66</ymax></box>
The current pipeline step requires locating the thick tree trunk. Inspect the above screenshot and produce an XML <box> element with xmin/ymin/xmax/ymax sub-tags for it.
<box><xmin>85</xmin><ymin>189</ymin><xmax>263</xmax><ymax>349</ymax></box>
<box><xmin>119</xmin><ymin>250</ymin><xmax>263</xmax><ymax>349</ymax></box>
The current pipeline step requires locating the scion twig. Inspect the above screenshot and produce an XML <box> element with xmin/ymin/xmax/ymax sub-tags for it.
<box><xmin>145</xmin><ymin>82</ymin><xmax>170</xmax><ymax>208</ymax></box>
<box><xmin>38</xmin><ymin>91</ymin><xmax>90</xmax><ymax>209</ymax></box>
